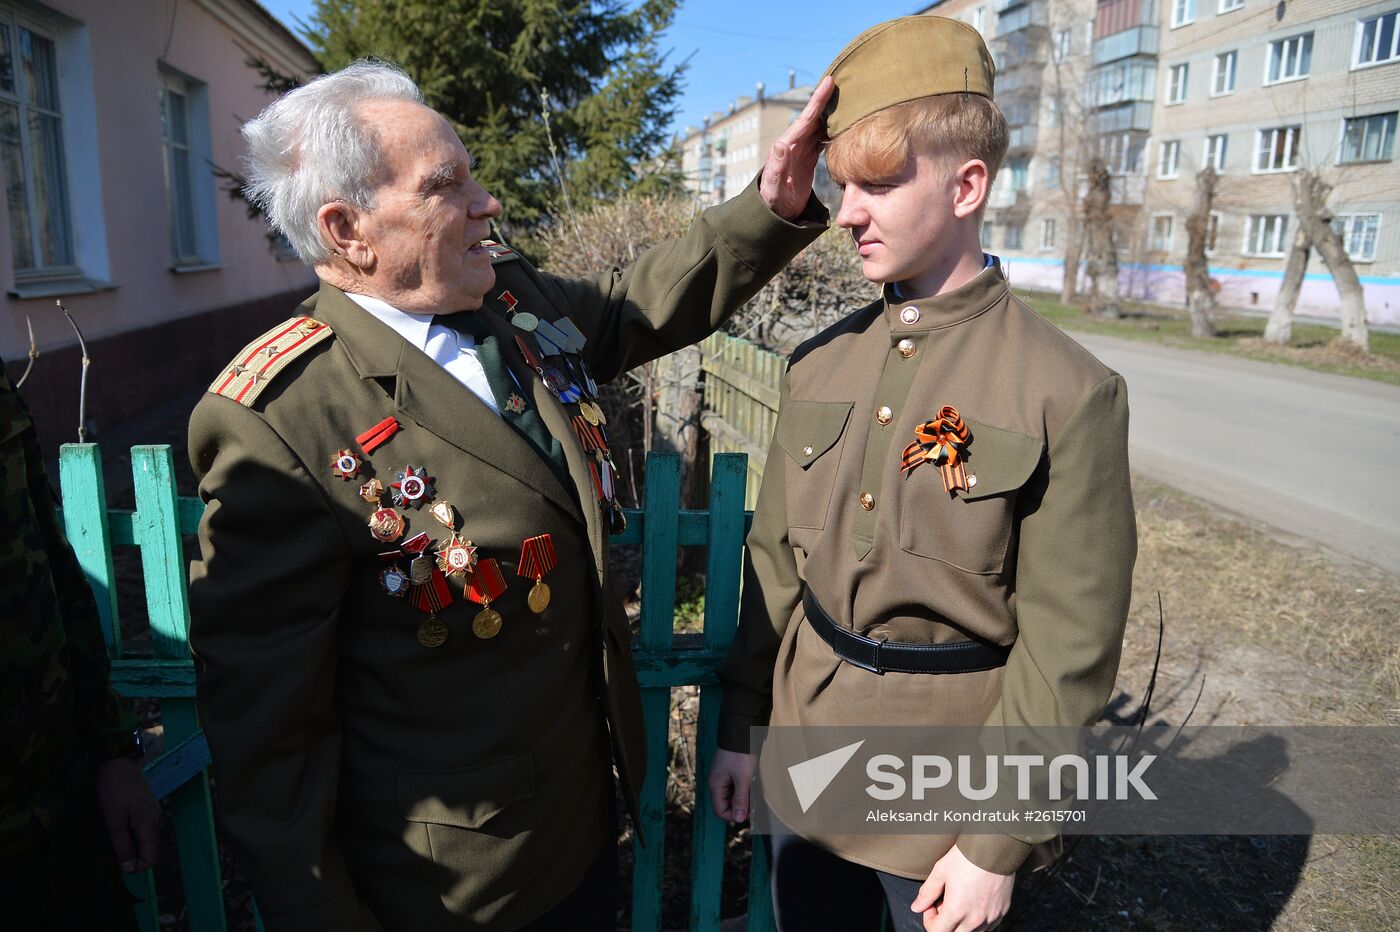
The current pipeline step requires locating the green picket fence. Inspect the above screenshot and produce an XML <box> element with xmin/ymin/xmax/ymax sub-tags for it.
<box><xmin>56</xmin><ymin>443</ymin><xmax>772</xmax><ymax>932</ymax></box>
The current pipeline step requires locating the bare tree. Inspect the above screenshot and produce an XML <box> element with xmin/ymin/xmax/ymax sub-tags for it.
<box><xmin>1183</xmin><ymin>166</ymin><xmax>1218</xmax><ymax>338</ymax></box>
<box><xmin>1083</xmin><ymin>158</ymin><xmax>1122</xmax><ymax>318</ymax></box>
<box><xmin>1043</xmin><ymin>15</ymin><xmax>1097</xmax><ymax>304</ymax></box>
<box><xmin>1265</xmin><ymin>223</ymin><xmax>1309</xmax><ymax>346</ymax></box>
<box><xmin>1295</xmin><ymin>170</ymin><xmax>1370</xmax><ymax>352</ymax></box>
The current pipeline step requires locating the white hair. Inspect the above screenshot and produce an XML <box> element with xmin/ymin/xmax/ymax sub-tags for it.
<box><xmin>241</xmin><ymin>60</ymin><xmax>424</xmax><ymax>264</ymax></box>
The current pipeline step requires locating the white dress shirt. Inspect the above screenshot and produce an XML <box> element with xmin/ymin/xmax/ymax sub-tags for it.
<box><xmin>345</xmin><ymin>292</ymin><xmax>500</xmax><ymax>413</ymax></box>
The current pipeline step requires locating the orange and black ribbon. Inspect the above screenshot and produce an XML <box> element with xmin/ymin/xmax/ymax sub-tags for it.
<box><xmin>467</xmin><ymin>558</ymin><xmax>508</xmax><ymax>604</ymax></box>
<box><xmin>900</xmin><ymin>405</ymin><xmax>973</xmax><ymax>494</ymax></box>
<box><xmin>517</xmin><ymin>534</ymin><xmax>557</xmax><ymax>583</ymax></box>
<box><xmin>572</xmin><ymin>416</ymin><xmax>606</xmax><ymax>453</ymax></box>
<box><xmin>411</xmin><ymin>570</ymin><xmax>453</xmax><ymax>614</ymax></box>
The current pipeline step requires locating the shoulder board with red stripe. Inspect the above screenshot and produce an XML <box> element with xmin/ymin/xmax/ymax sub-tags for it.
<box><xmin>482</xmin><ymin>239</ymin><xmax>519</xmax><ymax>265</ymax></box>
<box><xmin>208</xmin><ymin>316</ymin><xmax>333</xmax><ymax>407</ymax></box>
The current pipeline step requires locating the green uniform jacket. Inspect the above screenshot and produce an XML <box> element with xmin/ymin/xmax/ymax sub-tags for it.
<box><xmin>0</xmin><ymin>367</ymin><xmax>137</xmax><ymax>922</ymax></box>
<box><xmin>187</xmin><ymin>182</ymin><xmax>825</xmax><ymax>932</ymax></box>
<box><xmin>718</xmin><ymin>263</ymin><xmax>1137</xmax><ymax>878</ymax></box>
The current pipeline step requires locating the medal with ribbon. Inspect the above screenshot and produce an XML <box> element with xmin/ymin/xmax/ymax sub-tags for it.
<box><xmin>900</xmin><ymin>405</ymin><xmax>974</xmax><ymax>494</ymax></box>
<box><xmin>467</xmin><ymin>558</ymin><xmax>508</xmax><ymax>639</ymax></box>
<box><xmin>516</xmin><ymin>534</ymin><xmax>557</xmax><ymax>613</ymax></box>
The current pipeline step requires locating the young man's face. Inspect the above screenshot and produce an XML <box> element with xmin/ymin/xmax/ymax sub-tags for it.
<box><xmin>834</xmin><ymin>152</ymin><xmax>968</xmax><ymax>296</ymax></box>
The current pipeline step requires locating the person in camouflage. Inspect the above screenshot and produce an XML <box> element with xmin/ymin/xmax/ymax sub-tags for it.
<box><xmin>0</xmin><ymin>366</ymin><xmax>160</xmax><ymax>930</ymax></box>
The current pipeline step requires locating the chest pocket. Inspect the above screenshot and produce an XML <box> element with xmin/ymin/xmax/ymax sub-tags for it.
<box><xmin>898</xmin><ymin>418</ymin><xmax>1043</xmax><ymax>575</ymax></box>
<box><xmin>774</xmin><ymin>400</ymin><xmax>853</xmax><ymax>531</ymax></box>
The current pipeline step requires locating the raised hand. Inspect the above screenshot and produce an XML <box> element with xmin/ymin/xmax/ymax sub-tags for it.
<box><xmin>759</xmin><ymin>76</ymin><xmax>835</xmax><ymax>221</ymax></box>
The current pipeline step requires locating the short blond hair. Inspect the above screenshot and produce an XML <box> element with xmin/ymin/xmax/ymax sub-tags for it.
<box><xmin>825</xmin><ymin>93</ymin><xmax>1009</xmax><ymax>186</ymax></box>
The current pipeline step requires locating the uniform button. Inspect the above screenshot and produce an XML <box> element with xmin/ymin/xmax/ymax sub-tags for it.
<box><xmin>968</xmin><ymin>475</ymin><xmax>978</xmax><ymax>488</ymax></box>
<box><xmin>859</xmin><ymin>491</ymin><xmax>875</xmax><ymax>510</ymax></box>
<box><xmin>875</xmin><ymin>406</ymin><xmax>893</xmax><ymax>425</ymax></box>
<box><xmin>900</xmin><ymin>305</ymin><xmax>921</xmax><ymax>324</ymax></box>
<box><xmin>802</xmin><ymin>445</ymin><xmax>814</xmax><ymax>456</ymax></box>
<box><xmin>897</xmin><ymin>339</ymin><xmax>916</xmax><ymax>358</ymax></box>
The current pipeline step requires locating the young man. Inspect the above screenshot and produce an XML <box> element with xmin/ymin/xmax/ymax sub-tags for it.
<box><xmin>708</xmin><ymin>16</ymin><xmax>1137</xmax><ymax>932</ymax></box>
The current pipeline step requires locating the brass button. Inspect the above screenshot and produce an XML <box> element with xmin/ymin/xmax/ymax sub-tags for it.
<box><xmin>900</xmin><ymin>305</ymin><xmax>921</xmax><ymax>325</ymax></box>
<box><xmin>897</xmin><ymin>339</ymin><xmax>916</xmax><ymax>358</ymax></box>
<box><xmin>859</xmin><ymin>491</ymin><xmax>874</xmax><ymax>510</ymax></box>
<box><xmin>875</xmin><ymin>405</ymin><xmax>893</xmax><ymax>425</ymax></box>
<box><xmin>802</xmin><ymin>445</ymin><xmax>814</xmax><ymax>456</ymax></box>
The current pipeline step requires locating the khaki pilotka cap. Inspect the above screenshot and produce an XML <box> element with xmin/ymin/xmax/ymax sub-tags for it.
<box><xmin>822</xmin><ymin>15</ymin><xmax>997</xmax><ymax>138</ymax></box>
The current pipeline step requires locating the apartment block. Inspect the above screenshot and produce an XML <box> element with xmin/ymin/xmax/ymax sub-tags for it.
<box><xmin>1139</xmin><ymin>0</ymin><xmax>1400</xmax><ymax>322</ymax></box>
<box><xmin>676</xmin><ymin>74</ymin><xmax>815</xmax><ymax>206</ymax></box>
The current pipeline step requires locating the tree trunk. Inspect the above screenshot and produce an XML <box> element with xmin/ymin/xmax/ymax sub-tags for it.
<box><xmin>1060</xmin><ymin>216</ymin><xmax>1081</xmax><ymax>304</ymax></box>
<box><xmin>1082</xmin><ymin>159</ymin><xmax>1121</xmax><ymax>318</ymax></box>
<box><xmin>650</xmin><ymin>345</ymin><xmax>705</xmax><ymax>505</ymax></box>
<box><xmin>1265</xmin><ymin>224</ymin><xmax>1309</xmax><ymax>346</ymax></box>
<box><xmin>1291</xmin><ymin>169</ymin><xmax>1370</xmax><ymax>353</ymax></box>
<box><xmin>1184</xmin><ymin>166</ymin><xmax>1218</xmax><ymax>338</ymax></box>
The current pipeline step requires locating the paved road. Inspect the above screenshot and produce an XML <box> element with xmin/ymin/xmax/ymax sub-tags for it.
<box><xmin>1072</xmin><ymin>333</ymin><xmax>1400</xmax><ymax>575</ymax></box>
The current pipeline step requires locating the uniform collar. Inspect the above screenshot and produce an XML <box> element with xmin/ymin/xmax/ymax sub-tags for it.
<box><xmin>344</xmin><ymin>291</ymin><xmax>436</xmax><ymax>353</ymax></box>
<box><xmin>882</xmin><ymin>255</ymin><xmax>1008</xmax><ymax>333</ymax></box>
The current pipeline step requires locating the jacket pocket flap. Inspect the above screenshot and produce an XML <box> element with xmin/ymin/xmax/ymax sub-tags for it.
<box><xmin>398</xmin><ymin>752</ymin><xmax>534</xmax><ymax>829</ymax></box>
<box><xmin>957</xmin><ymin>420</ymin><xmax>1043</xmax><ymax>501</ymax></box>
<box><xmin>774</xmin><ymin>401</ymin><xmax>854</xmax><ymax>469</ymax></box>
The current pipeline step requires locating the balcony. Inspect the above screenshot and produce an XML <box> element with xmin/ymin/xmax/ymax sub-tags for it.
<box><xmin>997</xmin><ymin>68</ymin><xmax>1041</xmax><ymax>94</ymax></box>
<box><xmin>1110</xmin><ymin>174</ymin><xmax>1147</xmax><ymax>205</ymax></box>
<box><xmin>994</xmin><ymin>0</ymin><xmax>1026</xmax><ymax>12</ymax></box>
<box><xmin>1093</xmin><ymin>25</ymin><xmax>1158</xmax><ymax>65</ymax></box>
<box><xmin>1096</xmin><ymin>101</ymin><xmax>1154</xmax><ymax>133</ymax></box>
<box><xmin>996</xmin><ymin>0</ymin><xmax>1047</xmax><ymax>35</ymax></box>
<box><xmin>1086</xmin><ymin>60</ymin><xmax>1156</xmax><ymax>107</ymax></box>
<box><xmin>1008</xmin><ymin>124</ymin><xmax>1039</xmax><ymax>149</ymax></box>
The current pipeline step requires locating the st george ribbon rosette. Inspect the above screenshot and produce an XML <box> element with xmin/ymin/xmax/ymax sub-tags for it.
<box><xmin>900</xmin><ymin>405</ymin><xmax>973</xmax><ymax>494</ymax></box>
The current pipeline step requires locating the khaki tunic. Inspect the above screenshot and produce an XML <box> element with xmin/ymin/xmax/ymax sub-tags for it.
<box><xmin>718</xmin><ymin>263</ymin><xmax>1137</xmax><ymax>878</ymax></box>
<box><xmin>188</xmin><ymin>182</ymin><xmax>825</xmax><ymax>932</ymax></box>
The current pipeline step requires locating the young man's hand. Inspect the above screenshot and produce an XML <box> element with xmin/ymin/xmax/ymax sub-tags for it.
<box><xmin>910</xmin><ymin>843</ymin><xmax>1013</xmax><ymax>931</ymax></box>
<box><xmin>94</xmin><ymin>757</ymin><xmax>161</xmax><ymax>873</ymax></box>
<box><xmin>759</xmin><ymin>76</ymin><xmax>835</xmax><ymax>222</ymax></box>
<box><xmin>707</xmin><ymin>748</ymin><xmax>755</xmax><ymax>823</ymax></box>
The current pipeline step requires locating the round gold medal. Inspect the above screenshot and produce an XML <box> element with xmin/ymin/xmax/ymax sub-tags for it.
<box><xmin>580</xmin><ymin>402</ymin><xmax>600</xmax><ymax>426</ymax></box>
<box><xmin>472</xmin><ymin>607</ymin><xmax>503</xmax><ymax>639</ymax></box>
<box><xmin>416</xmin><ymin>617</ymin><xmax>448</xmax><ymax>648</ymax></box>
<box><xmin>527</xmin><ymin>580</ymin><xmax>551</xmax><ymax>613</ymax></box>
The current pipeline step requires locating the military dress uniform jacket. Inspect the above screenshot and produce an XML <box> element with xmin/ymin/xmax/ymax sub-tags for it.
<box><xmin>187</xmin><ymin>182</ymin><xmax>825</xmax><ymax>932</ymax></box>
<box><xmin>717</xmin><ymin>262</ymin><xmax>1137</xmax><ymax>878</ymax></box>
<box><xmin>0</xmin><ymin>367</ymin><xmax>139</xmax><ymax>926</ymax></box>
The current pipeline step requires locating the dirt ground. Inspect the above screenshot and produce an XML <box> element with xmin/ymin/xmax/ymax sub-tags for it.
<box><xmin>78</xmin><ymin>395</ymin><xmax>1399</xmax><ymax>931</ymax></box>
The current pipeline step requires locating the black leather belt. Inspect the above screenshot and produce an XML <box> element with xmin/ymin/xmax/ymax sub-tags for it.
<box><xmin>803</xmin><ymin>588</ymin><xmax>1011</xmax><ymax>676</ymax></box>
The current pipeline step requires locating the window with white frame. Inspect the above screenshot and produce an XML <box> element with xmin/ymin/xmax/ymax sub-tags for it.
<box><xmin>1205</xmin><ymin>211</ymin><xmax>1221</xmax><ymax>253</ymax></box>
<box><xmin>1219</xmin><ymin>0</ymin><xmax>1243</xmax><ymax>12</ymax></box>
<box><xmin>1267</xmin><ymin>33</ymin><xmax>1313</xmax><ymax>83</ymax></box>
<box><xmin>1331</xmin><ymin>213</ymin><xmax>1380</xmax><ymax>261</ymax></box>
<box><xmin>1204</xmin><ymin>133</ymin><xmax>1229</xmax><ymax>171</ymax></box>
<box><xmin>1043</xmin><ymin>156</ymin><xmax>1060</xmax><ymax>188</ymax></box>
<box><xmin>1054</xmin><ymin>28</ymin><xmax>1071</xmax><ymax>62</ymax></box>
<box><xmin>1101</xmin><ymin>132</ymin><xmax>1147</xmax><ymax>175</ymax></box>
<box><xmin>0</xmin><ymin>12</ymin><xmax>72</xmax><ymax>275</ymax></box>
<box><xmin>1150</xmin><ymin>215</ymin><xmax>1174</xmax><ymax>252</ymax></box>
<box><xmin>1005</xmin><ymin>223</ymin><xmax>1023</xmax><ymax>249</ymax></box>
<box><xmin>161</xmin><ymin>74</ymin><xmax>198</xmax><ymax>264</ymax></box>
<box><xmin>1041</xmin><ymin>218</ymin><xmax>1056</xmax><ymax>249</ymax></box>
<box><xmin>1339</xmin><ymin>112</ymin><xmax>1396</xmax><ymax>163</ymax></box>
<box><xmin>973</xmin><ymin>7</ymin><xmax>986</xmax><ymax>33</ymax></box>
<box><xmin>1008</xmin><ymin>157</ymin><xmax>1030</xmax><ymax>191</ymax></box>
<box><xmin>981</xmin><ymin>220</ymin><xmax>995</xmax><ymax>248</ymax></box>
<box><xmin>1172</xmin><ymin>0</ymin><xmax>1195</xmax><ymax>27</ymax></box>
<box><xmin>1245</xmin><ymin>214</ymin><xmax>1289</xmax><ymax>255</ymax></box>
<box><xmin>1354</xmin><ymin>10</ymin><xmax>1399</xmax><ymax>67</ymax></box>
<box><xmin>1158</xmin><ymin>140</ymin><xmax>1181</xmax><ymax>178</ymax></box>
<box><xmin>1254</xmin><ymin>125</ymin><xmax>1301</xmax><ymax>172</ymax></box>
<box><xmin>1168</xmin><ymin>63</ymin><xmax>1189</xmax><ymax>103</ymax></box>
<box><xmin>1212</xmin><ymin>50</ymin><xmax>1237</xmax><ymax>95</ymax></box>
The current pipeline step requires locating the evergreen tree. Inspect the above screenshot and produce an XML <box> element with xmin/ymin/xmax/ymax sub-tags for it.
<box><xmin>305</xmin><ymin>0</ymin><xmax>685</xmax><ymax>229</ymax></box>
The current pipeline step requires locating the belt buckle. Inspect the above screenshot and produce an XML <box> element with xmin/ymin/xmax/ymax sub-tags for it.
<box><xmin>845</xmin><ymin>635</ymin><xmax>884</xmax><ymax>675</ymax></box>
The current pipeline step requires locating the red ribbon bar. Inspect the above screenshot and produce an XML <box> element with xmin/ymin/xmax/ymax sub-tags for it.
<box><xmin>498</xmin><ymin>290</ymin><xmax>518</xmax><ymax>311</ymax></box>
<box><xmin>411</xmin><ymin>570</ymin><xmax>453</xmax><ymax>614</ymax></box>
<box><xmin>468</xmin><ymin>558</ymin><xmax>508</xmax><ymax>603</ymax></box>
<box><xmin>517</xmin><ymin>534</ymin><xmax>558</xmax><ymax>581</ymax></box>
<box><xmin>357</xmin><ymin>416</ymin><xmax>400</xmax><ymax>454</ymax></box>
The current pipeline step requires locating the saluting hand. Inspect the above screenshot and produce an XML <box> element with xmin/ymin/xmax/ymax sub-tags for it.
<box><xmin>758</xmin><ymin>76</ymin><xmax>835</xmax><ymax>222</ymax></box>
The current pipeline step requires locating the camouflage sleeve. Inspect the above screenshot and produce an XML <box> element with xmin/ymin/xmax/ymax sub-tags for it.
<box><xmin>0</xmin><ymin>368</ymin><xmax>136</xmax><ymax>763</ymax></box>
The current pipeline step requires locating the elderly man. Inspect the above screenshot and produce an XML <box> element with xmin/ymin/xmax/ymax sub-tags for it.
<box><xmin>187</xmin><ymin>61</ymin><xmax>829</xmax><ymax>931</ymax></box>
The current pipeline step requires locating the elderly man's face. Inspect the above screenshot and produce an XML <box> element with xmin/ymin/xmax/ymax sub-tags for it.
<box><xmin>355</xmin><ymin>99</ymin><xmax>502</xmax><ymax>313</ymax></box>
